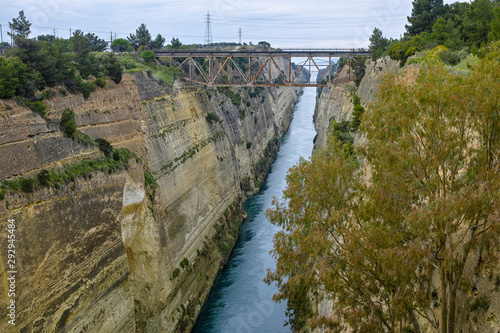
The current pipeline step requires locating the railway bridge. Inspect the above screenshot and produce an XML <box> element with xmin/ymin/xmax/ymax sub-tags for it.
<box><xmin>154</xmin><ymin>49</ymin><xmax>371</xmax><ymax>87</ymax></box>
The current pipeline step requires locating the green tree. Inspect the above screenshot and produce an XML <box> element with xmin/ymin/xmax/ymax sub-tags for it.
<box><xmin>462</xmin><ymin>0</ymin><xmax>495</xmax><ymax>47</ymax></box>
<box><xmin>127</xmin><ymin>24</ymin><xmax>151</xmax><ymax>50</ymax></box>
<box><xmin>37</xmin><ymin>34</ymin><xmax>55</xmax><ymax>42</ymax></box>
<box><xmin>406</xmin><ymin>0</ymin><xmax>446</xmax><ymax>36</ymax></box>
<box><xmin>141</xmin><ymin>50</ymin><xmax>155</xmax><ymax>63</ymax></box>
<box><xmin>351</xmin><ymin>56</ymin><xmax>366</xmax><ymax>86</ymax></box>
<box><xmin>258</xmin><ymin>41</ymin><xmax>271</xmax><ymax>48</ymax></box>
<box><xmin>8</xmin><ymin>10</ymin><xmax>31</xmax><ymax>39</ymax></box>
<box><xmin>0</xmin><ymin>57</ymin><xmax>26</xmax><ymax>98</ymax></box>
<box><xmin>266</xmin><ymin>137</ymin><xmax>426</xmax><ymax>332</ymax></box>
<box><xmin>111</xmin><ymin>38</ymin><xmax>133</xmax><ymax>52</ymax></box>
<box><xmin>369</xmin><ymin>27</ymin><xmax>389</xmax><ymax>61</ymax></box>
<box><xmin>0</xmin><ymin>42</ymin><xmax>11</xmax><ymax>53</ymax></box>
<box><xmin>267</xmin><ymin>48</ymin><xmax>500</xmax><ymax>333</ymax></box>
<box><xmin>150</xmin><ymin>34</ymin><xmax>165</xmax><ymax>49</ymax></box>
<box><xmin>101</xmin><ymin>53</ymin><xmax>123</xmax><ymax>83</ymax></box>
<box><xmin>95</xmin><ymin>138</ymin><xmax>113</xmax><ymax>157</ymax></box>
<box><xmin>389</xmin><ymin>36</ymin><xmax>422</xmax><ymax>66</ymax></box>
<box><xmin>169</xmin><ymin>37</ymin><xmax>182</xmax><ymax>49</ymax></box>
<box><xmin>60</xmin><ymin>108</ymin><xmax>77</xmax><ymax>137</ymax></box>
<box><xmin>70</xmin><ymin>30</ymin><xmax>100</xmax><ymax>78</ymax></box>
<box><xmin>85</xmin><ymin>33</ymin><xmax>107</xmax><ymax>52</ymax></box>
<box><xmin>489</xmin><ymin>6</ymin><xmax>500</xmax><ymax>41</ymax></box>
<box><xmin>431</xmin><ymin>17</ymin><xmax>463</xmax><ymax>49</ymax></box>
<box><xmin>364</xmin><ymin>57</ymin><xmax>500</xmax><ymax>333</ymax></box>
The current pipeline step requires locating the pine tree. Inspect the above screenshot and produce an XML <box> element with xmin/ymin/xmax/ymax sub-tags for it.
<box><xmin>8</xmin><ymin>10</ymin><xmax>31</xmax><ymax>39</ymax></box>
<box><xmin>406</xmin><ymin>0</ymin><xmax>446</xmax><ymax>36</ymax></box>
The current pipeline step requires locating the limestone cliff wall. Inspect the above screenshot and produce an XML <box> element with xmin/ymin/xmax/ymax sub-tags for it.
<box><xmin>313</xmin><ymin>57</ymin><xmax>400</xmax><ymax>150</ymax></box>
<box><xmin>312</xmin><ymin>56</ymin><xmax>500</xmax><ymax>332</ymax></box>
<box><xmin>0</xmin><ymin>65</ymin><xmax>300</xmax><ymax>332</ymax></box>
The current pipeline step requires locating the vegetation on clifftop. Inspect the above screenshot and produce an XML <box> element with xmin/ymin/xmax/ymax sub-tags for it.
<box><xmin>369</xmin><ymin>0</ymin><xmax>500</xmax><ymax>65</ymax></box>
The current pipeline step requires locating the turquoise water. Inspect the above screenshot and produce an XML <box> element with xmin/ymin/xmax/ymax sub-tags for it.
<box><xmin>193</xmin><ymin>88</ymin><xmax>317</xmax><ymax>333</ymax></box>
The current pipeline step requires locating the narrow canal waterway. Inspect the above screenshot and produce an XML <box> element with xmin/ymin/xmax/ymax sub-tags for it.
<box><xmin>193</xmin><ymin>87</ymin><xmax>317</xmax><ymax>333</ymax></box>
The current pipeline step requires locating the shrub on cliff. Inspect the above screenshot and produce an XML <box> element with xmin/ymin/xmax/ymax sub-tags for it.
<box><xmin>206</xmin><ymin>112</ymin><xmax>220</xmax><ymax>123</ymax></box>
<box><xmin>19</xmin><ymin>177</ymin><xmax>37</xmax><ymax>193</ymax></box>
<box><xmin>25</xmin><ymin>100</ymin><xmax>47</xmax><ymax>116</ymax></box>
<box><xmin>37</xmin><ymin>170</ymin><xmax>50</xmax><ymax>186</ymax></box>
<box><xmin>95</xmin><ymin>78</ymin><xmax>106</xmax><ymax>88</ymax></box>
<box><xmin>95</xmin><ymin>138</ymin><xmax>113</xmax><ymax>157</ymax></box>
<box><xmin>60</xmin><ymin>108</ymin><xmax>77</xmax><ymax>137</ymax></box>
<box><xmin>101</xmin><ymin>53</ymin><xmax>123</xmax><ymax>84</ymax></box>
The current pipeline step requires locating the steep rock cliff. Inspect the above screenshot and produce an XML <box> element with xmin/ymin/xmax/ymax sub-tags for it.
<box><xmin>0</xmin><ymin>66</ymin><xmax>301</xmax><ymax>332</ymax></box>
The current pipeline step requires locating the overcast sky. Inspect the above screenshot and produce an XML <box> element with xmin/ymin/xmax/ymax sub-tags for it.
<box><xmin>1</xmin><ymin>0</ymin><xmax>457</xmax><ymax>48</ymax></box>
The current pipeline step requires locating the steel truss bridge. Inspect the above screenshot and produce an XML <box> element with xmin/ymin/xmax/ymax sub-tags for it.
<box><xmin>154</xmin><ymin>49</ymin><xmax>371</xmax><ymax>87</ymax></box>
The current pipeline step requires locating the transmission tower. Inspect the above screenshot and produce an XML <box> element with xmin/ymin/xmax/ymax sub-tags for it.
<box><xmin>204</xmin><ymin>11</ymin><xmax>213</xmax><ymax>45</ymax></box>
<box><xmin>238</xmin><ymin>27</ymin><xmax>242</xmax><ymax>44</ymax></box>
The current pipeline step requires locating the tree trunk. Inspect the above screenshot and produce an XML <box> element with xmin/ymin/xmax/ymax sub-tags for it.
<box><xmin>472</xmin><ymin>245</ymin><xmax>483</xmax><ymax>292</ymax></box>
<box><xmin>448</xmin><ymin>280</ymin><xmax>459</xmax><ymax>333</ymax></box>
<box><xmin>441</xmin><ymin>264</ymin><xmax>447</xmax><ymax>333</ymax></box>
<box><xmin>409</xmin><ymin>309</ymin><xmax>421</xmax><ymax>333</ymax></box>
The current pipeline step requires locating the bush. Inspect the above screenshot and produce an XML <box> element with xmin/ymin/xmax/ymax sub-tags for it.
<box><xmin>180</xmin><ymin>258</ymin><xmax>189</xmax><ymax>268</ymax></box>
<box><xmin>96</xmin><ymin>138</ymin><xmax>113</xmax><ymax>157</ymax></box>
<box><xmin>37</xmin><ymin>170</ymin><xmax>51</xmax><ymax>186</ymax></box>
<box><xmin>246</xmin><ymin>142</ymin><xmax>252</xmax><ymax>149</ymax></box>
<box><xmin>144</xmin><ymin>170</ymin><xmax>158</xmax><ymax>203</ymax></box>
<box><xmin>121</xmin><ymin>59</ymin><xmax>137</xmax><ymax>70</ymax></box>
<box><xmin>141</xmin><ymin>50</ymin><xmax>155</xmax><ymax>63</ymax></box>
<box><xmin>206</xmin><ymin>112</ymin><xmax>220</xmax><ymax>123</ymax></box>
<box><xmin>60</xmin><ymin>108</ymin><xmax>77</xmax><ymax>137</ymax></box>
<box><xmin>166</xmin><ymin>66</ymin><xmax>181</xmax><ymax>80</ymax></box>
<box><xmin>25</xmin><ymin>100</ymin><xmax>47</xmax><ymax>116</ymax></box>
<box><xmin>19</xmin><ymin>177</ymin><xmax>37</xmax><ymax>193</ymax></box>
<box><xmin>171</xmin><ymin>268</ymin><xmax>180</xmax><ymax>280</ymax></box>
<box><xmin>95</xmin><ymin>78</ymin><xmax>106</xmax><ymax>88</ymax></box>
<box><xmin>79</xmin><ymin>81</ymin><xmax>96</xmax><ymax>99</ymax></box>
<box><xmin>40</xmin><ymin>89</ymin><xmax>56</xmax><ymax>100</ymax></box>
<box><xmin>0</xmin><ymin>190</ymin><xmax>5</xmax><ymax>200</ymax></box>
<box><xmin>102</xmin><ymin>53</ymin><xmax>123</xmax><ymax>83</ymax></box>
<box><xmin>439</xmin><ymin>50</ymin><xmax>461</xmax><ymax>66</ymax></box>
<box><xmin>63</xmin><ymin>79</ymin><xmax>79</xmax><ymax>94</ymax></box>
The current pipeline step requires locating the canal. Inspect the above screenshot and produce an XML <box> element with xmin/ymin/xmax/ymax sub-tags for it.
<box><xmin>193</xmin><ymin>87</ymin><xmax>318</xmax><ymax>333</ymax></box>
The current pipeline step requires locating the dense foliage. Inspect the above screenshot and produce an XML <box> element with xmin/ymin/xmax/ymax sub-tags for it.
<box><xmin>267</xmin><ymin>44</ymin><xmax>500</xmax><ymax>333</ymax></box>
<box><xmin>0</xmin><ymin>11</ymin><xmax>123</xmax><ymax>101</ymax></box>
<box><xmin>369</xmin><ymin>0</ymin><xmax>500</xmax><ymax>63</ymax></box>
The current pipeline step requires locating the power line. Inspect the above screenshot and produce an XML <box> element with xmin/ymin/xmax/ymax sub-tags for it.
<box><xmin>204</xmin><ymin>10</ymin><xmax>213</xmax><ymax>45</ymax></box>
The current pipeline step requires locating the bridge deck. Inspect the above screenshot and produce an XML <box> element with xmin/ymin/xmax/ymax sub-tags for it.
<box><xmin>155</xmin><ymin>48</ymin><xmax>371</xmax><ymax>58</ymax></box>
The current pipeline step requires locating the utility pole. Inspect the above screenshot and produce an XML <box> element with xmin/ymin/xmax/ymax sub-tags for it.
<box><xmin>0</xmin><ymin>24</ymin><xmax>3</xmax><ymax>44</ymax></box>
<box><xmin>204</xmin><ymin>11</ymin><xmax>213</xmax><ymax>45</ymax></box>
<box><xmin>53</xmin><ymin>28</ymin><xmax>56</xmax><ymax>38</ymax></box>
<box><xmin>110</xmin><ymin>31</ymin><xmax>113</xmax><ymax>43</ymax></box>
<box><xmin>69</xmin><ymin>28</ymin><xmax>72</xmax><ymax>38</ymax></box>
<box><xmin>238</xmin><ymin>27</ymin><xmax>242</xmax><ymax>44</ymax></box>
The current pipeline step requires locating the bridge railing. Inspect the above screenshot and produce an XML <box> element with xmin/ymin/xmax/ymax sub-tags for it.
<box><xmin>154</xmin><ymin>48</ymin><xmax>371</xmax><ymax>55</ymax></box>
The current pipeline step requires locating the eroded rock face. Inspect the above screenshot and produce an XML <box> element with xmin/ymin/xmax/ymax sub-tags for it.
<box><xmin>0</xmin><ymin>67</ymin><xmax>301</xmax><ymax>332</ymax></box>
<box><xmin>313</xmin><ymin>57</ymin><xmax>400</xmax><ymax>150</ymax></box>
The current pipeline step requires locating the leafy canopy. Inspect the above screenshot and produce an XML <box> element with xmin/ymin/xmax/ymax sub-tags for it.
<box><xmin>267</xmin><ymin>46</ymin><xmax>500</xmax><ymax>333</ymax></box>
